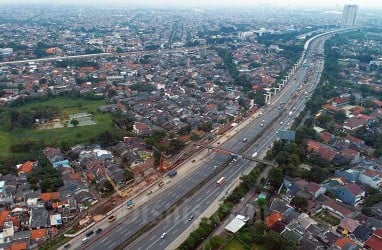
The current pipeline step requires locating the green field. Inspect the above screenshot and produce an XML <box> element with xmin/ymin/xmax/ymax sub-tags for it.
<box><xmin>0</xmin><ymin>96</ymin><xmax>114</xmax><ymax>157</ymax></box>
<box><xmin>224</xmin><ymin>239</ymin><xmax>266</xmax><ymax>250</ymax></box>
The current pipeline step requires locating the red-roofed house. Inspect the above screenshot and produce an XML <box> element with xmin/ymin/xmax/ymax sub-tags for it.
<box><xmin>10</xmin><ymin>242</ymin><xmax>28</xmax><ymax>250</ymax></box>
<box><xmin>332</xmin><ymin>97</ymin><xmax>350</xmax><ymax>107</ymax></box>
<box><xmin>31</xmin><ymin>228</ymin><xmax>46</xmax><ymax>241</ymax></box>
<box><xmin>343</xmin><ymin>117</ymin><xmax>368</xmax><ymax>131</ymax></box>
<box><xmin>265</xmin><ymin>212</ymin><xmax>283</xmax><ymax>228</ymax></box>
<box><xmin>322</xmin><ymin>199</ymin><xmax>353</xmax><ymax>218</ymax></box>
<box><xmin>304</xmin><ymin>182</ymin><xmax>326</xmax><ymax>200</ymax></box>
<box><xmin>0</xmin><ymin>211</ymin><xmax>10</xmax><ymax>228</ymax></box>
<box><xmin>365</xmin><ymin>228</ymin><xmax>382</xmax><ymax>250</ymax></box>
<box><xmin>321</xmin><ymin>132</ymin><xmax>335</xmax><ymax>144</ymax></box>
<box><xmin>337</xmin><ymin>218</ymin><xmax>360</xmax><ymax>235</ymax></box>
<box><xmin>340</xmin><ymin>148</ymin><xmax>361</xmax><ymax>164</ymax></box>
<box><xmin>335</xmin><ymin>237</ymin><xmax>356</xmax><ymax>249</ymax></box>
<box><xmin>307</xmin><ymin>140</ymin><xmax>320</xmax><ymax>152</ymax></box>
<box><xmin>133</xmin><ymin>122</ymin><xmax>151</xmax><ymax>136</ymax></box>
<box><xmin>316</xmin><ymin>145</ymin><xmax>338</xmax><ymax>162</ymax></box>
<box><xmin>39</xmin><ymin>192</ymin><xmax>60</xmax><ymax>202</ymax></box>
<box><xmin>17</xmin><ymin>161</ymin><xmax>36</xmax><ymax>175</ymax></box>
<box><xmin>344</xmin><ymin>134</ymin><xmax>365</xmax><ymax>146</ymax></box>
<box><xmin>322</xmin><ymin>103</ymin><xmax>342</xmax><ymax>113</ymax></box>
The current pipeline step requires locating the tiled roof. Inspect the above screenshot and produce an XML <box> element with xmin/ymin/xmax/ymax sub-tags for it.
<box><xmin>30</xmin><ymin>228</ymin><xmax>46</xmax><ymax>240</ymax></box>
<box><xmin>365</xmin><ymin>228</ymin><xmax>382</xmax><ymax>250</ymax></box>
<box><xmin>10</xmin><ymin>242</ymin><xmax>28</xmax><ymax>250</ymax></box>
<box><xmin>323</xmin><ymin>199</ymin><xmax>352</xmax><ymax>217</ymax></box>
<box><xmin>335</xmin><ymin>237</ymin><xmax>356</xmax><ymax>248</ymax></box>
<box><xmin>0</xmin><ymin>211</ymin><xmax>10</xmax><ymax>227</ymax></box>
<box><xmin>305</xmin><ymin>182</ymin><xmax>321</xmax><ymax>194</ymax></box>
<box><xmin>339</xmin><ymin>218</ymin><xmax>360</xmax><ymax>233</ymax></box>
<box><xmin>346</xmin><ymin>183</ymin><xmax>363</xmax><ymax>196</ymax></box>
<box><xmin>265</xmin><ymin>212</ymin><xmax>283</xmax><ymax>228</ymax></box>
<box><xmin>18</xmin><ymin>161</ymin><xmax>34</xmax><ymax>174</ymax></box>
<box><xmin>39</xmin><ymin>192</ymin><xmax>60</xmax><ymax>202</ymax></box>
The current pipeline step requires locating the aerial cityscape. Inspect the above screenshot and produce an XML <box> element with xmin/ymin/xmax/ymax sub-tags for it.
<box><xmin>0</xmin><ymin>0</ymin><xmax>382</xmax><ymax>249</ymax></box>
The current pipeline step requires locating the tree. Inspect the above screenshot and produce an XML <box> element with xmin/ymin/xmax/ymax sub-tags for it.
<box><xmin>333</xmin><ymin>110</ymin><xmax>347</xmax><ymax>123</ymax></box>
<box><xmin>70</xmin><ymin>119</ymin><xmax>79</xmax><ymax>127</ymax></box>
<box><xmin>268</xmin><ymin>168</ymin><xmax>283</xmax><ymax>188</ymax></box>
<box><xmin>190</xmin><ymin>132</ymin><xmax>201</xmax><ymax>141</ymax></box>
<box><xmin>291</xmin><ymin>195</ymin><xmax>308</xmax><ymax>210</ymax></box>
<box><xmin>204</xmin><ymin>235</ymin><xmax>224</xmax><ymax>250</ymax></box>
<box><xmin>264</xmin><ymin>231</ymin><xmax>296</xmax><ymax>250</ymax></box>
<box><xmin>257</xmin><ymin>198</ymin><xmax>267</xmax><ymax>221</ymax></box>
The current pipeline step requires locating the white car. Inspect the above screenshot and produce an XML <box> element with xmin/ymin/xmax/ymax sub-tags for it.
<box><xmin>161</xmin><ymin>232</ymin><xmax>167</xmax><ymax>239</ymax></box>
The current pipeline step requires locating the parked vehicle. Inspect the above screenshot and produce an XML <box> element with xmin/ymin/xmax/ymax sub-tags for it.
<box><xmin>107</xmin><ymin>215</ymin><xmax>116</xmax><ymax>222</ymax></box>
<box><xmin>167</xmin><ymin>170</ymin><xmax>177</xmax><ymax>178</ymax></box>
<box><xmin>95</xmin><ymin>228</ymin><xmax>103</xmax><ymax>234</ymax></box>
<box><xmin>85</xmin><ymin>231</ymin><xmax>94</xmax><ymax>237</ymax></box>
<box><xmin>158</xmin><ymin>181</ymin><xmax>165</xmax><ymax>187</ymax></box>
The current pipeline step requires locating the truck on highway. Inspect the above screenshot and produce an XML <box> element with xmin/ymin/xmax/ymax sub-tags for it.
<box><xmin>167</xmin><ymin>170</ymin><xmax>177</xmax><ymax>178</ymax></box>
<box><xmin>216</xmin><ymin>177</ymin><xmax>226</xmax><ymax>186</ymax></box>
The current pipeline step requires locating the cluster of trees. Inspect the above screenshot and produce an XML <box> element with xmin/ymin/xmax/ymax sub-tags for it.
<box><xmin>0</xmin><ymin>105</ymin><xmax>60</xmax><ymax>131</ymax></box>
<box><xmin>28</xmin><ymin>154</ymin><xmax>63</xmax><ymax>192</ymax></box>
<box><xmin>213</xmin><ymin>47</ymin><xmax>252</xmax><ymax>91</ymax></box>
<box><xmin>54</xmin><ymin>59</ymin><xmax>98</xmax><ymax>68</ymax></box>
<box><xmin>9</xmin><ymin>139</ymin><xmax>44</xmax><ymax>154</ymax></box>
<box><xmin>84</xmin><ymin>48</ymin><xmax>103</xmax><ymax>54</ymax></box>
<box><xmin>144</xmin><ymin>130</ymin><xmax>186</xmax><ymax>162</ymax></box>
<box><xmin>362</xmin><ymin>187</ymin><xmax>382</xmax><ymax>217</ymax></box>
<box><xmin>234</xmin><ymin>223</ymin><xmax>296</xmax><ymax>250</ymax></box>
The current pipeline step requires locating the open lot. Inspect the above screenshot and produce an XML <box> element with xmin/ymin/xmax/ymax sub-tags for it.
<box><xmin>0</xmin><ymin>96</ymin><xmax>114</xmax><ymax>157</ymax></box>
<box><xmin>313</xmin><ymin>211</ymin><xmax>340</xmax><ymax>226</ymax></box>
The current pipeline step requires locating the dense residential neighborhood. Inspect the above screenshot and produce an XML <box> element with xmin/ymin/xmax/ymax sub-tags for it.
<box><xmin>0</xmin><ymin>3</ymin><xmax>382</xmax><ymax>250</ymax></box>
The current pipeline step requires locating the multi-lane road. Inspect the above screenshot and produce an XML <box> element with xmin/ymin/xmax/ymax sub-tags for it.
<box><xmin>126</xmin><ymin>33</ymin><xmax>328</xmax><ymax>250</ymax></box>
<box><xmin>69</xmin><ymin>30</ymin><xmax>338</xmax><ymax>250</ymax></box>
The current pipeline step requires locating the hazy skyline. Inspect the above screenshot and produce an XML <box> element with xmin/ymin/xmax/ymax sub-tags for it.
<box><xmin>1</xmin><ymin>0</ymin><xmax>381</xmax><ymax>9</ymax></box>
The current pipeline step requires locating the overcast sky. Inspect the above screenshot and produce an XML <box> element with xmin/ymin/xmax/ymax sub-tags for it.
<box><xmin>0</xmin><ymin>0</ymin><xmax>380</xmax><ymax>9</ymax></box>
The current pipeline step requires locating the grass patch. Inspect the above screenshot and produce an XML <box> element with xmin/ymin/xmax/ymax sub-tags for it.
<box><xmin>0</xmin><ymin>96</ymin><xmax>116</xmax><ymax>157</ymax></box>
<box><xmin>39</xmin><ymin>234</ymin><xmax>70</xmax><ymax>250</ymax></box>
<box><xmin>224</xmin><ymin>239</ymin><xmax>245</xmax><ymax>250</ymax></box>
<box><xmin>313</xmin><ymin>211</ymin><xmax>340</xmax><ymax>226</ymax></box>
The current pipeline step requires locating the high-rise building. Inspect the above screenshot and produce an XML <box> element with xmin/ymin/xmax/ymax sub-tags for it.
<box><xmin>341</xmin><ymin>4</ymin><xmax>358</xmax><ymax>28</ymax></box>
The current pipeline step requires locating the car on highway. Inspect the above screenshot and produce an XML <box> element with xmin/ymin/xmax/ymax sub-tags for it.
<box><xmin>64</xmin><ymin>243</ymin><xmax>71</xmax><ymax>249</ymax></box>
<box><xmin>243</xmin><ymin>137</ymin><xmax>248</xmax><ymax>142</ymax></box>
<box><xmin>188</xmin><ymin>215</ymin><xmax>194</xmax><ymax>221</ymax></box>
<box><xmin>280</xmin><ymin>121</ymin><xmax>283</xmax><ymax>125</ymax></box>
<box><xmin>96</xmin><ymin>228</ymin><xmax>103</xmax><ymax>234</ymax></box>
<box><xmin>213</xmin><ymin>165</ymin><xmax>218</xmax><ymax>170</ymax></box>
<box><xmin>82</xmin><ymin>237</ymin><xmax>89</xmax><ymax>244</ymax></box>
<box><xmin>126</xmin><ymin>200</ymin><xmax>135</xmax><ymax>209</ymax></box>
<box><xmin>158</xmin><ymin>181</ymin><xmax>165</xmax><ymax>187</ymax></box>
<box><xmin>85</xmin><ymin>231</ymin><xmax>94</xmax><ymax>237</ymax></box>
<box><xmin>107</xmin><ymin>215</ymin><xmax>116</xmax><ymax>222</ymax></box>
<box><xmin>161</xmin><ymin>232</ymin><xmax>167</xmax><ymax>239</ymax></box>
<box><xmin>260</xmin><ymin>123</ymin><xmax>264</xmax><ymax>127</ymax></box>
<box><xmin>191</xmin><ymin>159</ymin><xmax>196</xmax><ymax>163</ymax></box>
<box><xmin>147</xmin><ymin>190</ymin><xmax>153</xmax><ymax>195</ymax></box>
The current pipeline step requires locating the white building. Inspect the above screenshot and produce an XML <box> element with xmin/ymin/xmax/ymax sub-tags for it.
<box><xmin>359</xmin><ymin>170</ymin><xmax>382</xmax><ymax>188</ymax></box>
<box><xmin>341</xmin><ymin>5</ymin><xmax>358</xmax><ymax>28</ymax></box>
